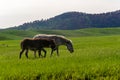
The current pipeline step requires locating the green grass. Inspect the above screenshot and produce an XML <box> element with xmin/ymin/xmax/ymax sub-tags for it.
<box><xmin>1</xmin><ymin>27</ymin><xmax>120</xmax><ymax>40</ymax></box>
<box><xmin>1</xmin><ymin>35</ymin><xmax>120</xmax><ymax>79</ymax></box>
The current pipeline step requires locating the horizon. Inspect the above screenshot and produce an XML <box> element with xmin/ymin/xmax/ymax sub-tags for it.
<box><xmin>1</xmin><ymin>10</ymin><xmax>119</xmax><ymax>29</ymax></box>
<box><xmin>0</xmin><ymin>0</ymin><xmax>120</xmax><ymax>29</ymax></box>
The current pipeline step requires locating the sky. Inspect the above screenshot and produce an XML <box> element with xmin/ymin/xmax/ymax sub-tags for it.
<box><xmin>0</xmin><ymin>0</ymin><xmax>120</xmax><ymax>29</ymax></box>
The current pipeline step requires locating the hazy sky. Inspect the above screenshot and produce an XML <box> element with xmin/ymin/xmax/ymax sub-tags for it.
<box><xmin>0</xmin><ymin>0</ymin><xmax>120</xmax><ymax>29</ymax></box>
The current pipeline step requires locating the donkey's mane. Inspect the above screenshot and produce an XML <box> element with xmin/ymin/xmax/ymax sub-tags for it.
<box><xmin>35</xmin><ymin>34</ymin><xmax>65</xmax><ymax>37</ymax></box>
<box><xmin>34</xmin><ymin>34</ymin><xmax>70</xmax><ymax>42</ymax></box>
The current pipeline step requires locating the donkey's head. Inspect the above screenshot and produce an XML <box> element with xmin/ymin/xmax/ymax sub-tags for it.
<box><xmin>66</xmin><ymin>40</ymin><xmax>74</xmax><ymax>53</ymax></box>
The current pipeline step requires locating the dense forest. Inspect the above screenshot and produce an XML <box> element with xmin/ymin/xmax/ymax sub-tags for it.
<box><xmin>11</xmin><ymin>10</ymin><xmax>120</xmax><ymax>30</ymax></box>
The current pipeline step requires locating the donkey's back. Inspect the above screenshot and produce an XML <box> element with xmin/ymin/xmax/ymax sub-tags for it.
<box><xmin>21</xmin><ymin>38</ymin><xmax>56</xmax><ymax>49</ymax></box>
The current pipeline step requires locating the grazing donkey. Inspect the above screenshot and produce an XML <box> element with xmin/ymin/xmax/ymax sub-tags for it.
<box><xmin>33</xmin><ymin>34</ymin><xmax>74</xmax><ymax>56</ymax></box>
<box><xmin>19</xmin><ymin>38</ymin><xmax>56</xmax><ymax>59</ymax></box>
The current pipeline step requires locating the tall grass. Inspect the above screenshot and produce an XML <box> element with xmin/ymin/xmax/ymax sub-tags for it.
<box><xmin>1</xmin><ymin>35</ymin><xmax>120</xmax><ymax>79</ymax></box>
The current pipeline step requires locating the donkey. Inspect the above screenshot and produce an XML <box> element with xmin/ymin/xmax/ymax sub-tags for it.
<box><xmin>19</xmin><ymin>38</ymin><xmax>56</xmax><ymax>59</ymax></box>
<box><xmin>33</xmin><ymin>34</ymin><xmax>74</xmax><ymax>56</ymax></box>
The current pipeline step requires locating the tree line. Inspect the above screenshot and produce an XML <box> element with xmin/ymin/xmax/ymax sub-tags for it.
<box><xmin>11</xmin><ymin>10</ymin><xmax>120</xmax><ymax>30</ymax></box>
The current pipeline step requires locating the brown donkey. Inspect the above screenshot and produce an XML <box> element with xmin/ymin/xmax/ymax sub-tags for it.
<box><xmin>19</xmin><ymin>38</ymin><xmax>56</xmax><ymax>59</ymax></box>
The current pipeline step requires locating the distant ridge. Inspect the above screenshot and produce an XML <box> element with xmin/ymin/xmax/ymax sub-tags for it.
<box><xmin>11</xmin><ymin>10</ymin><xmax>120</xmax><ymax>30</ymax></box>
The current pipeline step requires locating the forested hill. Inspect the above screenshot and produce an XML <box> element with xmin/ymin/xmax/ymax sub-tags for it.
<box><xmin>11</xmin><ymin>10</ymin><xmax>120</xmax><ymax>30</ymax></box>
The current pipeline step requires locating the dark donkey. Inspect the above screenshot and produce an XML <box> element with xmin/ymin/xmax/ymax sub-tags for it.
<box><xmin>19</xmin><ymin>38</ymin><xmax>56</xmax><ymax>59</ymax></box>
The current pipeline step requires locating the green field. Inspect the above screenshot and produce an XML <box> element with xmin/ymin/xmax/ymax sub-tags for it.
<box><xmin>1</xmin><ymin>27</ymin><xmax>120</xmax><ymax>40</ymax></box>
<box><xmin>1</xmin><ymin>34</ymin><xmax>120</xmax><ymax>79</ymax></box>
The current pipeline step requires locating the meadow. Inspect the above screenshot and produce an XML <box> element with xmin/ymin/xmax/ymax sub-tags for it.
<box><xmin>1</xmin><ymin>34</ymin><xmax>120</xmax><ymax>80</ymax></box>
<box><xmin>1</xmin><ymin>27</ymin><xmax>120</xmax><ymax>40</ymax></box>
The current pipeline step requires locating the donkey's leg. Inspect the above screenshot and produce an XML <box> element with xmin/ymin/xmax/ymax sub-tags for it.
<box><xmin>56</xmin><ymin>47</ymin><xmax>59</xmax><ymax>56</ymax></box>
<box><xmin>19</xmin><ymin>49</ymin><xmax>25</xmax><ymax>59</ymax></box>
<box><xmin>42</xmin><ymin>48</ymin><xmax>47</xmax><ymax>57</ymax></box>
<box><xmin>38</xmin><ymin>49</ymin><xmax>42</xmax><ymax>57</ymax></box>
<box><xmin>38</xmin><ymin>49</ymin><xmax>46</xmax><ymax>57</ymax></box>
<box><xmin>34</xmin><ymin>50</ymin><xmax>37</xmax><ymax>58</ymax></box>
<box><xmin>50</xmin><ymin>49</ymin><xmax>54</xmax><ymax>57</ymax></box>
<box><xmin>25</xmin><ymin>49</ymin><xmax>29</xmax><ymax>58</ymax></box>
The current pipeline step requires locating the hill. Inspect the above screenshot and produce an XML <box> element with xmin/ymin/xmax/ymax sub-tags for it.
<box><xmin>10</xmin><ymin>10</ymin><xmax>120</xmax><ymax>30</ymax></box>
<box><xmin>1</xmin><ymin>28</ymin><xmax>120</xmax><ymax>40</ymax></box>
